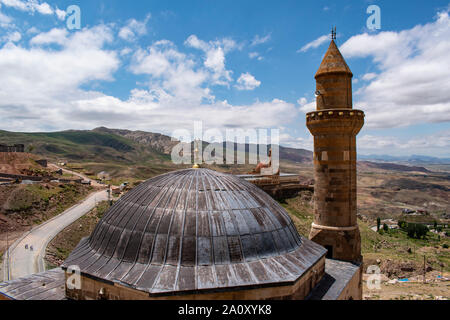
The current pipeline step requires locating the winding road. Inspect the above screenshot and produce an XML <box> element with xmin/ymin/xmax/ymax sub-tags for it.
<box><xmin>2</xmin><ymin>166</ymin><xmax>108</xmax><ymax>281</ymax></box>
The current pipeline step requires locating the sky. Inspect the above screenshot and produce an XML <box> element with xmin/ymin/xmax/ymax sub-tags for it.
<box><xmin>0</xmin><ymin>0</ymin><xmax>449</xmax><ymax>157</ymax></box>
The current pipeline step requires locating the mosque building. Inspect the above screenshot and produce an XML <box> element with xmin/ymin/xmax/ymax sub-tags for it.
<box><xmin>0</xmin><ymin>33</ymin><xmax>364</xmax><ymax>301</ymax></box>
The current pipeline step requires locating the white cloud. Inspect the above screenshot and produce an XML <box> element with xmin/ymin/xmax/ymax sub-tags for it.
<box><xmin>2</xmin><ymin>30</ymin><xmax>21</xmax><ymax>43</ymax></box>
<box><xmin>359</xmin><ymin>130</ymin><xmax>450</xmax><ymax>155</ymax></box>
<box><xmin>120</xmin><ymin>47</ymin><xmax>132</xmax><ymax>56</ymax></box>
<box><xmin>0</xmin><ymin>8</ymin><xmax>12</xmax><ymax>27</ymax></box>
<box><xmin>280</xmin><ymin>132</ymin><xmax>313</xmax><ymax>150</ymax></box>
<box><xmin>251</xmin><ymin>33</ymin><xmax>271</xmax><ymax>46</ymax></box>
<box><xmin>0</xmin><ymin>0</ymin><xmax>53</xmax><ymax>15</ymax></box>
<box><xmin>119</xmin><ymin>14</ymin><xmax>151</xmax><ymax>41</ymax></box>
<box><xmin>55</xmin><ymin>7</ymin><xmax>66</xmax><ymax>21</ymax></box>
<box><xmin>30</xmin><ymin>28</ymin><xmax>68</xmax><ymax>46</ymax></box>
<box><xmin>0</xmin><ymin>0</ymin><xmax>70</xmax><ymax>21</ymax></box>
<box><xmin>67</xmin><ymin>94</ymin><xmax>297</xmax><ymax>135</ymax></box>
<box><xmin>185</xmin><ymin>35</ymin><xmax>237</xmax><ymax>86</ymax></box>
<box><xmin>26</xmin><ymin>26</ymin><xmax>39</xmax><ymax>34</ymax></box>
<box><xmin>0</xmin><ymin>25</ymin><xmax>120</xmax><ymax>131</ymax></box>
<box><xmin>131</xmin><ymin>40</ymin><xmax>212</xmax><ymax>104</ymax></box>
<box><xmin>235</xmin><ymin>72</ymin><xmax>261</xmax><ymax>91</ymax></box>
<box><xmin>249</xmin><ymin>51</ymin><xmax>263</xmax><ymax>61</ymax></box>
<box><xmin>0</xmin><ymin>26</ymin><xmax>298</xmax><ymax>134</ymax></box>
<box><xmin>298</xmin><ymin>35</ymin><xmax>329</xmax><ymax>53</ymax></box>
<box><xmin>298</xmin><ymin>97</ymin><xmax>315</xmax><ymax>113</ymax></box>
<box><xmin>33</xmin><ymin>1</ymin><xmax>52</xmax><ymax>15</ymax></box>
<box><xmin>362</xmin><ymin>72</ymin><xmax>377</xmax><ymax>81</ymax></box>
<box><xmin>341</xmin><ymin>10</ymin><xmax>450</xmax><ymax>128</ymax></box>
<box><xmin>297</xmin><ymin>97</ymin><xmax>307</xmax><ymax>106</ymax></box>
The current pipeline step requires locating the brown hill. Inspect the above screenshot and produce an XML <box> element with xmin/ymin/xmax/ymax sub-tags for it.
<box><xmin>93</xmin><ymin>127</ymin><xmax>178</xmax><ymax>155</ymax></box>
<box><xmin>359</xmin><ymin>161</ymin><xmax>431</xmax><ymax>173</ymax></box>
<box><xmin>0</xmin><ymin>153</ymin><xmax>44</xmax><ymax>175</ymax></box>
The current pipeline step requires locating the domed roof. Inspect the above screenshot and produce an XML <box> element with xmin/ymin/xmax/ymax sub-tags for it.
<box><xmin>63</xmin><ymin>169</ymin><xmax>326</xmax><ymax>296</ymax></box>
<box><xmin>315</xmin><ymin>40</ymin><xmax>353</xmax><ymax>78</ymax></box>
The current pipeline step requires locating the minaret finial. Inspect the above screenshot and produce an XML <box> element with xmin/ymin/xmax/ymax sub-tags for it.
<box><xmin>193</xmin><ymin>139</ymin><xmax>200</xmax><ymax>169</ymax></box>
<box><xmin>331</xmin><ymin>27</ymin><xmax>336</xmax><ymax>40</ymax></box>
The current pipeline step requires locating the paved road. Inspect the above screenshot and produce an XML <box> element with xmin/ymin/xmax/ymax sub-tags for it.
<box><xmin>370</xmin><ymin>219</ymin><xmax>398</xmax><ymax>232</ymax></box>
<box><xmin>3</xmin><ymin>190</ymin><xmax>108</xmax><ymax>281</ymax></box>
<box><xmin>2</xmin><ymin>165</ymin><xmax>109</xmax><ymax>281</ymax></box>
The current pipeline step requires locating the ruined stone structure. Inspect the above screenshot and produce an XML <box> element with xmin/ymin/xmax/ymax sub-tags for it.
<box><xmin>306</xmin><ymin>39</ymin><xmax>365</xmax><ymax>263</ymax></box>
<box><xmin>0</xmin><ymin>144</ymin><xmax>24</xmax><ymax>153</ymax></box>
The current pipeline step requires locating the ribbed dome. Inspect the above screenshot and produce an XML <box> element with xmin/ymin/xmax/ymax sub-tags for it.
<box><xmin>63</xmin><ymin>169</ymin><xmax>326</xmax><ymax>296</ymax></box>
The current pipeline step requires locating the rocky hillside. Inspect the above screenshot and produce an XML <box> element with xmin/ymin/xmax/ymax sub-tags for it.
<box><xmin>93</xmin><ymin>127</ymin><xmax>179</xmax><ymax>155</ymax></box>
<box><xmin>279</xmin><ymin>146</ymin><xmax>313</xmax><ymax>163</ymax></box>
<box><xmin>0</xmin><ymin>128</ymin><xmax>314</xmax><ymax>166</ymax></box>
<box><xmin>359</xmin><ymin>161</ymin><xmax>431</xmax><ymax>173</ymax></box>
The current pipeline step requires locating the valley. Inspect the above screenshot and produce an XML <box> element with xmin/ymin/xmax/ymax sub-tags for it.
<box><xmin>1</xmin><ymin>127</ymin><xmax>449</xmax><ymax>299</ymax></box>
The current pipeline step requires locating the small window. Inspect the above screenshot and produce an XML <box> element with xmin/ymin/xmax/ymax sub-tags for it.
<box><xmin>325</xmin><ymin>245</ymin><xmax>333</xmax><ymax>259</ymax></box>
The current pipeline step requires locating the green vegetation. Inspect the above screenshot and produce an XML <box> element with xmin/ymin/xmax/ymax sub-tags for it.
<box><xmin>45</xmin><ymin>201</ymin><xmax>110</xmax><ymax>266</ymax></box>
<box><xmin>0</xmin><ymin>129</ymin><xmax>171</xmax><ymax>173</ymax></box>
<box><xmin>3</xmin><ymin>183</ymin><xmax>93</xmax><ymax>225</ymax></box>
<box><xmin>279</xmin><ymin>192</ymin><xmax>314</xmax><ymax>237</ymax></box>
<box><xmin>280</xmin><ymin>194</ymin><xmax>450</xmax><ymax>274</ymax></box>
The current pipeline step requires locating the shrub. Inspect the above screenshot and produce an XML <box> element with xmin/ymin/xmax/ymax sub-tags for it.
<box><xmin>406</xmin><ymin>223</ymin><xmax>429</xmax><ymax>239</ymax></box>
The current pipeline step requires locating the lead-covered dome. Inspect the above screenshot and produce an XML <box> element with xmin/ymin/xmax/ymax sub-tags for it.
<box><xmin>63</xmin><ymin>169</ymin><xmax>326</xmax><ymax>296</ymax></box>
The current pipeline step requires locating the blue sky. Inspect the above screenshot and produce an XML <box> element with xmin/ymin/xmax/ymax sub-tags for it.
<box><xmin>0</xmin><ymin>0</ymin><xmax>449</xmax><ymax>157</ymax></box>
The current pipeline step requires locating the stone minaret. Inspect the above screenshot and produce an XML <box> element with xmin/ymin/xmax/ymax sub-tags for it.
<box><xmin>306</xmin><ymin>35</ymin><xmax>364</xmax><ymax>263</ymax></box>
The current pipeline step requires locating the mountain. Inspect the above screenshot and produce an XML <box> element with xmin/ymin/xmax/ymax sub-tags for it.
<box><xmin>5</xmin><ymin>127</ymin><xmax>448</xmax><ymax>169</ymax></box>
<box><xmin>358</xmin><ymin>161</ymin><xmax>431</xmax><ymax>173</ymax></box>
<box><xmin>279</xmin><ymin>146</ymin><xmax>313</xmax><ymax>163</ymax></box>
<box><xmin>0</xmin><ymin>128</ymin><xmax>313</xmax><ymax>166</ymax></box>
<box><xmin>92</xmin><ymin>127</ymin><xmax>178</xmax><ymax>155</ymax></box>
<box><xmin>359</xmin><ymin>154</ymin><xmax>450</xmax><ymax>164</ymax></box>
<box><xmin>0</xmin><ymin>129</ymin><xmax>171</xmax><ymax>164</ymax></box>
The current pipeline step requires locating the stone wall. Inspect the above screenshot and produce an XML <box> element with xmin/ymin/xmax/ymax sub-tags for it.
<box><xmin>64</xmin><ymin>256</ymin><xmax>326</xmax><ymax>300</ymax></box>
<box><xmin>306</xmin><ymin>111</ymin><xmax>364</xmax><ymax>262</ymax></box>
<box><xmin>0</xmin><ymin>172</ymin><xmax>44</xmax><ymax>182</ymax></box>
<box><xmin>0</xmin><ymin>144</ymin><xmax>25</xmax><ymax>153</ymax></box>
<box><xmin>35</xmin><ymin>159</ymin><xmax>48</xmax><ymax>167</ymax></box>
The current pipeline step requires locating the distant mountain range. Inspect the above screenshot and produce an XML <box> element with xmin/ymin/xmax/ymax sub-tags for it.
<box><xmin>0</xmin><ymin>128</ymin><xmax>314</xmax><ymax>165</ymax></box>
<box><xmin>1</xmin><ymin>127</ymin><xmax>448</xmax><ymax>167</ymax></box>
<box><xmin>358</xmin><ymin>154</ymin><xmax>450</xmax><ymax>164</ymax></box>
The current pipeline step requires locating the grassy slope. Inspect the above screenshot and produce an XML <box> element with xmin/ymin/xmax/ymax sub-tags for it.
<box><xmin>0</xmin><ymin>130</ymin><xmax>170</xmax><ymax>164</ymax></box>
<box><xmin>1</xmin><ymin>183</ymin><xmax>93</xmax><ymax>225</ymax></box>
<box><xmin>0</xmin><ymin>129</ymin><xmax>179</xmax><ymax>180</ymax></box>
<box><xmin>281</xmin><ymin>194</ymin><xmax>450</xmax><ymax>274</ymax></box>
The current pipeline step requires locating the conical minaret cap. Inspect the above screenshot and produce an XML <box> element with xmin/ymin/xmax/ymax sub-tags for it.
<box><xmin>315</xmin><ymin>40</ymin><xmax>353</xmax><ymax>78</ymax></box>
